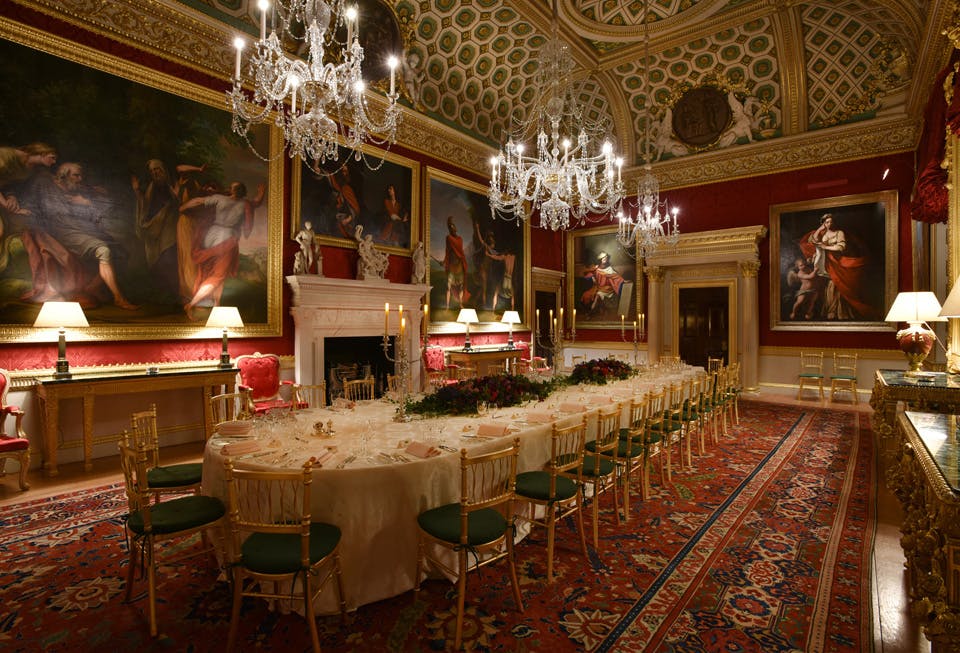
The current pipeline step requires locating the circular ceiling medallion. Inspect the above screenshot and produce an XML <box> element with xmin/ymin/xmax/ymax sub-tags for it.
<box><xmin>671</xmin><ymin>86</ymin><xmax>731</xmax><ymax>147</ymax></box>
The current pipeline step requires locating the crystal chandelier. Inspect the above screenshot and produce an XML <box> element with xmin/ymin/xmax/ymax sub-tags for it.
<box><xmin>488</xmin><ymin>0</ymin><xmax>624</xmax><ymax>231</ymax></box>
<box><xmin>616</xmin><ymin>0</ymin><xmax>680</xmax><ymax>256</ymax></box>
<box><xmin>227</xmin><ymin>0</ymin><xmax>401</xmax><ymax>166</ymax></box>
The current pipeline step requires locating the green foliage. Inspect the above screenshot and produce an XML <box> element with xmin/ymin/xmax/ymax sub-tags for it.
<box><xmin>406</xmin><ymin>374</ymin><xmax>560</xmax><ymax>416</ymax></box>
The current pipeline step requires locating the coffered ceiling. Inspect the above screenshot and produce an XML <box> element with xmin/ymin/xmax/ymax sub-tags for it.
<box><xmin>14</xmin><ymin>0</ymin><xmax>958</xmax><ymax>187</ymax></box>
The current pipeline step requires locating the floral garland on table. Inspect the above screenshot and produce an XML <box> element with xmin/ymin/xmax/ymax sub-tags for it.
<box><xmin>566</xmin><ymin>358</ymin><xmax>634</xmax><ymax>385</ymax></box>
<box><xmin>406</xmin><ymin>374</ymin><xmax>557</xmax><ymax>416</ymax></box>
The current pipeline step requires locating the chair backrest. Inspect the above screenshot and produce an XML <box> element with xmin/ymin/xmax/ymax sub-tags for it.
<box><xmin>223</xmin><ymin>460</ymin><xmax>313</xmax><ymax>566</ymax></box>
<box><xmin>707</xmin><ymin>357</ymin><xmax>724</xmax><ymax>373</ymax></box>
<box><xmin>386</xmin><ymin>374</ymin><xmax>400</xmax><ymax>393</ymax></box>
<box><xmin>118</xmin><ymin>438</ymin><xmax>152</xmax><ymax>524</ymax></box>
<box><xmin>455</xmin><ymin>366</ymin><xmax>477</xmax><ymax>381</ymax></box>
<box><xmin>551</xmin><ymin>417</ymin><xmax>587</xmax><ymax>483</ymax></box>
<box><xmin>0</xmin><ymin>368</ymin><xmax>24</xmax><ymax>438</ymax></box>
<box><xmin>211</xmin><ymin>390</ymin><xmax>252</xmax><ymax>424</ymax></box>
<box><xmin>645</xmin><ymin>388</ymin><xmax>667</xmax><ymax>431</ymax></box>
<box><xmin>295</xmin><ymin>382</ymin><xmax>327</xmax><ymax>409</ymax></box>
<box><xmin>344</xmin><ymin>378</ymin><xmax>375</xmax><ymax>401</ymax></box>
<box><xmin>127</xmin><ymin>403</ymin><xmax>160</xmax><ymax>469</ymax></box>
<box><xmin>800</xmin><ymin>351</ymin><xmax>824</xmax><ymax>374</ymax></box>
<box><xmin>0</xmin><ymin>368</ymin><xmax>11</xmax><ymax>409</ymax></box>
<box><xmin>626</xmin><ymin>395</ymin><xmax>647</xmax><ymax>432</ymax></box>
<box><xmin>235</xmin><ymin>352</ymin><xmax>283</xmax><ymax>402</ymax></box>
<box><xmin>592</xmin><ymin>404</ymin><xmax>622</xmax><ymax>463</ymax></box>
<box><xmin>458</xmin><ymin>438</ymin><xmax>520</xmax><ymax>526</ymax></box>
<box><xmin>424</xmin><ymin>346</ymin><xmax>446</xmax><ymax>372</ymax></box>
<box><xmin>833</xmin><ymin>352</ymin><xmax>857</xmax><ymax>376</ymax></box>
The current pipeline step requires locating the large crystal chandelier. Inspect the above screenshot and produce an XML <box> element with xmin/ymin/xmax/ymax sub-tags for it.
<box><xmin>616</xmin><ymin>0</ymin><xmax>680</xmax><ymax>256</ymax></box>
<box><xmin>488</xmin><ymin>0</ymin><xmax>624</xmax><ymax>231</ymax></box>
<box><xmin>227</xmin><ymin>0</ymin><xmax>401</xmax><ymax>166</ymax></box>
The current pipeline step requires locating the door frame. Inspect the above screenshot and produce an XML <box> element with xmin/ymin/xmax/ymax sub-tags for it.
<box><xmin>671</xmin><ymin>280</ymin><xmax>737</xmax><ymax>367</ymax></box>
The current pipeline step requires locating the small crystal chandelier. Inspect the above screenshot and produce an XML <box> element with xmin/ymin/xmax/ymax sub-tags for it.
<box><xmin>227</xmin><ymin>0</ymin><xmax>401</xmax><ymax>166</ymax></box>
<box><xmin>616</xmin><ymin>0</ymin><xmax>680</xmax><ymax>256</ymax></box>
<box><xmin>488</xmin><ymin>0</ymin><xmax>624</xmax><ymax>231</ymax></box>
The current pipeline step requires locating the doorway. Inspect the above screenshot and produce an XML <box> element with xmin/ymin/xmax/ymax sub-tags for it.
<box><xmin>534</xmin><ymin>289</ymin><xmax>558</xmax><ymax>366</ymax></box>
<box><xmin>678</xmin><ymin>287</ymin><xmax>729</xmax><ymax>368</ymax></box>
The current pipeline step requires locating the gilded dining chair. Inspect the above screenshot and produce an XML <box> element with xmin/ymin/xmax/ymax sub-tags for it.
<box><xmin>582</xmin><ymin>404</ymin><xmax>622</xmax><ymax>549</ymax></box>
<box><xmin>0</xmin><ymin>368</ymin><xmax>30</xmax><ymax>490</ymax></box>
<box><xmin>344</xmin><ymin>377</ymin><xmax>375</xmax><ymax>401</ymax></box>
<box><xmin>126</xmin><ymin>403</ymin><xmax>202</xmax><ymax>497</ymax></box>
<box><xmin>830</xmin><ymin>353</ymin><xmax>859</xmax><ymax>404</ymax></box>
<box><xmin>797</xmin><ymin>351</ymin><xmax>825</xmax><ymax>400</ymax></box>
<box><xmin>294</xmin><ymin>382</ymin><xmax>328</xmax><ymax>409</ymax></box>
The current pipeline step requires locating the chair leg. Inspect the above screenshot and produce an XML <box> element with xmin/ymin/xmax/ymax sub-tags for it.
<box><xmin>146</xmin><ymin>540</ymin><xmax>158</xmax><ymax>637</ymax></box>
<box><xmin>590</xmin><ymin>483</ymin><xmax>600</xmax><ymax>551</ymax></box>
<box><xmin>575</xmin><ymin>492</ymin><xmax>589</xmax><ymax>559</ymax></box>
<box><xmin>124</xmin><ymin>532</ymin><xmax>138</xmax><ymax>603</ymax></box>
<box><xmin>545</xmin><ymin>508</ymin><xmax>557</xmax><ymax>582</ymax></box>
<box><xmin>506</xmin><ymin>535</ymin><xmax>524</xmax><ymax>611</ymax></box>
<box><xmin>17</xmin><ymin>450</ymin><xmax>29</xmax><ymax>490</ymax></box>
<box><xmin>414</xmin><ymin>537</ymin><xmax>425</xmax><ymax>594</ymax></box>
<box><xmin>226</xmin><ymin>568</ymin><xmax>244</xmax><ymax>652</ymax></box>
<box><xmin>304</xmin><ymin>573</ymin><xmax>321</xmax><ymax>653</ymax></box>
<box><xmin>621</xmin><ymin>464</ymin><xmax>631</xmax><ymax>522</ymax></box>
<box><xmin>333</xmin><ymin>552</ymin><xmax>347</xmax><ymax>623</ymax></box>
<box><xmin>454</xmin><ymin>548</ymin><xmax>468</xmax><ymax>649</ymax></box>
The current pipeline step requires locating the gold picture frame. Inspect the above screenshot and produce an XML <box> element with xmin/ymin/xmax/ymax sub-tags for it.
<box><xmin>0</xmin><ymin>20</ymin><xmax>283</xmax><ymax>342</ymax></box>
<box><xmin>769</xmin><ymin>190</ymin><xmax>898</xmax><ymax>332</ymax></box>
<box><xmin>424</xmin><ymin>168</ymin><xmax>530</xmax><ymax>334</ymax></box>
<box><xmin>565</xmin><ymin>225</ymin><xmax>642</xmax><ymax>329</ymax></box>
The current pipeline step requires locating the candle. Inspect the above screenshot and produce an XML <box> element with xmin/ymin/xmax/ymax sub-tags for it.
<box><xmin>621</xmin><ymin>314</ymin><xmax>625</xmax><ymax>336</ymax></box>
<box><xmin>258</xmin><ymin>0</ymin><xmax>268</xmax><ymax>40</ymax></box>
<box><xmin>346</xmin><ymin>5</ymin><xmax>356</xmax><ymax>43</ymax></box>
<box><xmin>549</xmin><ymin>309</ymin><xmax>554</xmax><ymax>335</ymax></box>
<box><xmin>385</xmin><ymin>302</ymin><xmax>389</xmax><ymax>334</ymax></box>
<box><xmin>559</xmin><ymin>307</ymin><xmax>564</xmax><ymax>329</ymax></box>
<box><xmin>388</xmin><ymin>56</ymin><xmax>398</xmax><ymax>95</ymax></box>
<box><xmin>233</xmin><ymin>38</ymin><xmax>244</xmax><ymax>79</ymax></box>
<box><xmin>424</xmin><ymin>304</ymin><xmax>429</xmax><ymax>320</ymax></box>
<box><xmin>640</xmin><ymin>312</ymin><xmax>645</xmax><ymax>333</ymax></box>
<box><xmin>401</xmin><ymin>316</ymin><xmax>405</xmax><ymax>339</ymax></box>
<box><xmin>572</xmin><ymin>308</ymin><xmax>576</xmax><ymax>331</ymax></box>
<box><xmin>398</xmin><ymin>305</ymin><xmax>403</xmax><ymax>335</ymax></box>
<box><xmin>633</xmin><ymin>320</ymin><xmax>637</xmax><ymax>341</ymax></box>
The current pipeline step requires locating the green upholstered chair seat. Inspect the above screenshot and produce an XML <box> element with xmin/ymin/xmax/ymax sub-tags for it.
<box><xmin>147</xmin><ymin>462</ymin><xmax>203</xmax><ymax>488</ymax></box>
<box><xmin>417</xmin><ymin>503</ymin><xmax>508</xmax><ymax>546</ymax></box>
<box><xmin>581</xmin><ymin>455</ymin><xmax>616</xmax><ymax>477</ymax></box>
<box><xmin>681</xmin><ymin>408</ymin><xmax>699</xmax><ymax>420</ymax></box>
<box><xmin>515</xmin><ymin>470</ymin><xmax>578</xmax><ymax>502</ymax></box>
<box><xmin>127</xmin><ymin>495</ymin><xmax>225</xmax><ymax>535</ymax></box>
<box><xmin>798</xmin><ymin>373</ymin><xmax>823</xmax><ymax>378</ymax></box>
<box><xmin>619</xmin><ymin>426</ymin><xmax>643</xmax><ymax>443</ymax></box>
<box><xmin>830</xmin><ymin>374</ymin><xmax>856</xmax><ymax>380</ymax></box>
<box><xmin>615</xmin><ymin>440</ymin><xmax>644</xmax><ymax>459</ymax></box>
<box><xmin>649</xmin><ymin>421</ymin><xmax>682</xmax><ymax>433</ymax></box>
<box><xmin>240</xmin><ymin>522</ymin><xmax>342</xmax><ymax>575</ymax></box>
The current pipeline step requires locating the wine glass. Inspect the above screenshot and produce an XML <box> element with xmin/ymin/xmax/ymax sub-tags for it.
<box><xmin>477</xmin><ymin>401</ymin><xmax>488</xmax><ymax>417</ymax></box>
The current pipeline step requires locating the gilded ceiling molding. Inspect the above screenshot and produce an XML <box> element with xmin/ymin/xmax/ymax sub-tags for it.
<box><xmin>631</xmin><ymin>115</ymin><xmax>917</xmax><ymax>192</ymax></box>
<box><xmin>769</xmin><ymin>4</ymin><xmax>807</xmax><ymax>137</ymax></box>
<box><xmin>909</xmin><ymin>0</ymin><xmax>959</xmax><ymax>114</ymax></box>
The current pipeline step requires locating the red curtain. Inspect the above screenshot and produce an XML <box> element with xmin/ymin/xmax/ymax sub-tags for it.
<box><xmin>911</xmin><ymin>49</ymin><xmax>960</xmax><ymax>224</ymax></box>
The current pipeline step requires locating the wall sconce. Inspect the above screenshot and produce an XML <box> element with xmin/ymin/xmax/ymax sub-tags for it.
<box><xmin>456</xmin><ymin>308</ymin><xmax>478</xmax><ymax>352</ymax></box>
<box><xmin>205</xmin><ymin>306</ymin><xmax>244</xmax><ymax>368</ymax></box>
<box><xmin>884</xmin><ymin>291</ymin><xmax>945</xmax><ymax>375</ymax></box>
<box><xmin>33</xmin><ymin>301</ymin><xmax>89</xmax><ymax>379</ymax></box>
<box><xmin>500</xmin><ymin>310</ymin><xmax>520</xmax><ymax>350</ymax></box>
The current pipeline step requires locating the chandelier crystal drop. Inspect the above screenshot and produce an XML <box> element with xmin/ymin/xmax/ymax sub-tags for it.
<box><xmin>488</xmin><ymin>0</ymin><xmax>624</xmax><ymax>231</ymax></box>
<box><xmin>227</xmin><ymin>0</ymin><xmax>401</xmax><ymax>167</ymax></box>
<box><xmin>616</xmin><ymin>0</ymin><xmax>680</xmax><ymax>256</ymax></box>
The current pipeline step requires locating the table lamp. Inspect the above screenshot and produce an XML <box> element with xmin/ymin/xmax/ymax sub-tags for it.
<box><xmin>205</xmin><ymin>306</ymin><xmax>244</xmax><ymax>368</ymax></box>
<box><xmin>939</xmin><ymin>277</ymin><xmax>960</xmax><ymax>374</ymax></box>
<box><xmin>33</xmin><ymin>301</ymin><xmax>89</xmax><ymax>379</ymax></box>
<box><xmin>457</xmin><ymin>308</ymin><xmax>478</xmax><ymax>352</ymax></box>
<box><xmin>500</xmin><ymin>310</ymin><xmax>520</xmax><ymax>349</ymax></box>
<box><xmin>884</xmin><ymin>291</ymin><xmax>945</xmax><ymax>375</ymax></box>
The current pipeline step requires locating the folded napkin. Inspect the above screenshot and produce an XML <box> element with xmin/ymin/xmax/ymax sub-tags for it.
<box><xmin>332</xmin><ymin>398</ymin><xmax>356</xmax><ymax>409</ymax></box>
<box><xmin>306</xmin><ymin>449</ymin><xmax>334</xmax><ymax>468</ymax></box>
<box><xmin>477</xmin><ymin>422</ymin><xmax>510</xmax><ymax>437</ymax></box>
<box><xmin>221</xmin><ymin>440</ymin><xmax>260</xmax><ymax>456</ymax></box>
<box><xmin>559</xmin><ymin>402</ymin><xmax>587</xmax><ymax>413</ymax></box>
<box><xmin>405</xmin><ymin>441</ymin><xmax>441</xmax><ymax>458</ymax></box>
<box><xmin>526</xmin><ymin>411</ymin><xmax>555</xmax><ymax>423</ymax></box>
<box><xmin>217</xmin><ymin>420</ymin><xmax>253</xmax><ymax>436</ymax></box>
<box><xmin>599</xmin><ymin>395</ymin><xmax>617</xmax><ymax>404</ymax></box>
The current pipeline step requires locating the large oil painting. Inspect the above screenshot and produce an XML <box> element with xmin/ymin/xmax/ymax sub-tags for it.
<box><xmin>769</xmin><ymin>190</ymin><xmax>898</xmax><ymax>332</ymax></box>
<box><xmin>0</xmin><ymin>24</ymin><xmax>283</xmax><ymax>341</ymax></box>
<box><xmin>566</xmin><ymin>226</ymin><xmax>640</xmax><ymax>328</ymax></box>
<box><xmin>425</xmin><ymin>169</ymin><xmax>529</xmax><ymax>331</ymax></box>
<box><xmin>292</xmin><ymin>147</ymin><xmax>419</xmax><ymax>254</ymax></box>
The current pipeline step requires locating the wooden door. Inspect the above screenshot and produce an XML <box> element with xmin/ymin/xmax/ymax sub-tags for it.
<box><xmin>678</xmin><ymin>287</ymin><xmax>729</xmax><ymax>368</ymax></box>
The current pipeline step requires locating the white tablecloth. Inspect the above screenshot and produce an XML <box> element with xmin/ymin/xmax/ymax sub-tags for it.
<box><xmin>201</xmin><ymin>367</ymin><xmax>699</xmax><ymax>612</ymax></box>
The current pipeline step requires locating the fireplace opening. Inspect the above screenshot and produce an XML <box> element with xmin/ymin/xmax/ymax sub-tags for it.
<box><xmin>324</xmin><ymin>336</ymin><xmax>394</xmax><ymax>400</ymax></box>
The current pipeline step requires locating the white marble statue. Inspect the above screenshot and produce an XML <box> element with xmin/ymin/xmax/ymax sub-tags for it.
<box><xmin>355</xmin><ymin>224</ymin><xmax>389</xmax><ymax>280</ymax></box>
<box><xmin>411</xmin><ymin>241</ymin><xmax>426</xmax><ymax>284</ymax></box>
<box><xmin>294</xmin><ymin>220</ymin><xmax>319</xmax><ymax>274</ymax></box>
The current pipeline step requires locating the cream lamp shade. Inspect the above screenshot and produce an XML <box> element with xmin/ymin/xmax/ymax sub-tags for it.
<box><xmin>33</xmin><ymin>301</ymin><xmax>89</xmax><ymax>379</ymax></box>
<box><xmin>500</xmin><ymin>310</ymin><xmax>520</xmax><ymax>349</ymax></box>
<box><xmin>884</xmin><ymin>292</ymin><xmax>943</xmax><ymax>375</ymax></box>
<box><xmin>456</xmin><ymin>308</ymin><xmax>479</xmax><ymax>351</ymax></box>
<box><xmin>939</xmin><ymin>279</ymin><xmax>960</xmax><ymax>318</ymax></box>
<box><xmin>205</xmin><ymin>306</ymin><xmax>244</xmax><ymax>368</ymax></box>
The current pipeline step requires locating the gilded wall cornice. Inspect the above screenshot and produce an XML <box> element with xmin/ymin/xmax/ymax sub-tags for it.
<box><xmin>646</xmin><ymin>225</ymin><xmax>768</xmax><ymax>267</ymax></box>
<box><xmin>626</xmin><ymin>115</ymin><xmax>917</xmax><ymax>192</ymax></box>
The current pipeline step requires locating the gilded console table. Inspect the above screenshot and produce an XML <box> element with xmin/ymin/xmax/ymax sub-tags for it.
<box><xmin>447</xmin><ymin>348</ymin><xmax>522</xmax><ymax>377</ymax></box>
<box><xmin>893</xmin><ymin>411</ymin><xmax>960</xmax><ymax>651</ymax></box>
<box><xmin>35</xmin><ymin>367</ymin><xmax>237</xmax><ymax>477</ymax></box>
<box><xmin>870</xmin><ymin>370</ymin><xmax>960</xmax><ymax>449</ymax></box>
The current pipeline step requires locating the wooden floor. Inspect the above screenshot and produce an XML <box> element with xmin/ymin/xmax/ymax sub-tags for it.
<box><xmin>0</xmin><ymin>391</ymin><xmax>929</xmax><ymax>652</ymax></box>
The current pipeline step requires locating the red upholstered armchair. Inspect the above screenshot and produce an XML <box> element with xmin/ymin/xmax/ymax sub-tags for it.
<box><xmin>0</xmin><ymin>368</ymin><xmax>30</xmax><ymax>490</ymax></box>
<box><xmin>235</xmin><ymin>352</ymin><xmax>298</xmax><ymax>415</ymax></box>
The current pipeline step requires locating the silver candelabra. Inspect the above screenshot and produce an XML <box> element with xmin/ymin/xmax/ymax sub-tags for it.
<box><xmin>535</xmin><ymin>315</ymin><xmax>575</xmax><ymax>374</ymax></box>
<box><xmin>382</xmin><ymin>330</ymin><xmax>412</xmax><ymax>422</ymax></box>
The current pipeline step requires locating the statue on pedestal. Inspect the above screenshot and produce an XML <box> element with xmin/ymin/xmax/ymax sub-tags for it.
<box><xmin>355</xmin><ymin>224</ymin><xmax>389</xmax><ymax>281</ymax></box>
<box><xmin>293</xmin><ymin>220</ymin><xmax>321</xmax><ymax>275</ymax></box>
<box><xmin>411</xmin><ymin>241</ymin><xmax>426</xmax><ymax>284</ymax></box>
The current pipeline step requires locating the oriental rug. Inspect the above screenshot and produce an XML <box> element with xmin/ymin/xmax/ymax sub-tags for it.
<box><xmin>0</xmin><ymin>401</ymin><xmax>874</xmax><ymax>652</ymax></box>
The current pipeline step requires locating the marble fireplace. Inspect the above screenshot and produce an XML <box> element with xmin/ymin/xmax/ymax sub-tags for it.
<box><xmin>286</xmin><ymin>276</ymin><xmax>430</xmax><ymax>389</ymax></box>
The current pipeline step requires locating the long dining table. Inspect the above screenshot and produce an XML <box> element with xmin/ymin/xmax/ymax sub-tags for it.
<box><xmin>201</xmin><ymin>366</ymin><xmax>700</xmax><ymax>614</ymax></box>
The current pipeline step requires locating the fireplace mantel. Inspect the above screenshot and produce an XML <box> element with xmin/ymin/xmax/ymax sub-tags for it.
<box><xmin>286</xmin><ymin>275</ymin><xmax>430</xmax><ymax>386</ymax></box>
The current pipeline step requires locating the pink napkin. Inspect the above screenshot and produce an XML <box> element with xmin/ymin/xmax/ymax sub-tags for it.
<box><xmin>477</xmin><ymin>422</ymin><xmax>510</xmax><ymax>436</ymax></box>
<box><xmin>217</xmin><ymin>420</ymin><xmax>253</xmax><ymax>436</ymax></box>
<box><xmin>559</xmin><ymin>402</ymin><xmax>587</xmax><ymax>413</ymax></box>
<box><xmin>405</xmin><ymin>441</ymin><xmax>441</xmax><ymax>458</ymax></box>
<box><xmin>307</xmin><ymin>450</ymin><xmax>334</xmax><ymax>468</ymax></box>
<box><xmin>221</xmin><ymin>440</ymin><xmax>260</xmax><ymax>456</ymax></box>
<box><xmin>526</xmin><ymin>411</ymin><xmax>555</xmax><ymax>423</ymax></box>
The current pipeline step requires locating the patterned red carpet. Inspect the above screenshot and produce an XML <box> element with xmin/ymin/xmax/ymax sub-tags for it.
<box><xmin>0</xmin><ymin>401</ymin><xmax>874</xmax><ymax>651</ymax></box>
